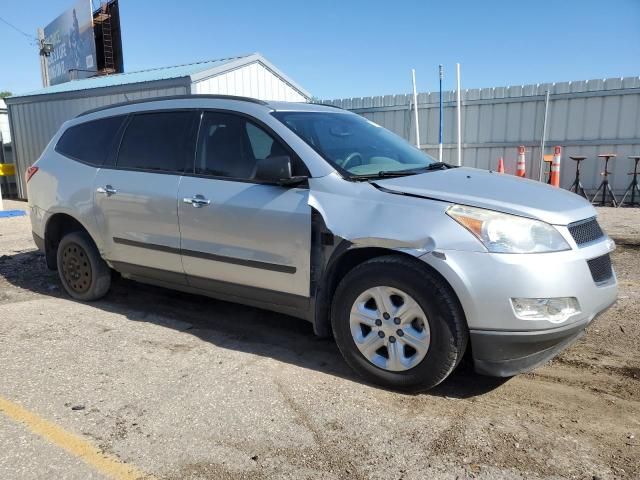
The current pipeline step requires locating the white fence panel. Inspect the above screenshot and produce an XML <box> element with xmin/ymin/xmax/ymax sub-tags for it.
<box><xmin>324</xmin><ymin>76</ymin><xmax>640</xmax><ymax>195</ymax></box>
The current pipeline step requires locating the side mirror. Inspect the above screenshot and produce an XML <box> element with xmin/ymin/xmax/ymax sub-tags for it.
<box><xmin>255</xmin><ymin>156</ymin><xmax>307</xmax><ymax>186</ymax></box>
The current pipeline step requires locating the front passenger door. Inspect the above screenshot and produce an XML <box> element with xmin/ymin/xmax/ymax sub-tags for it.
<box><xmin>178</xmin><ymin>111</ymin><xmax>312</xmax><ymax>299</ymax></box>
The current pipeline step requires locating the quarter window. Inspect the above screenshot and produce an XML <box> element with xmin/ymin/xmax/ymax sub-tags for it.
<box><xmin>195</xmin><ymin>112</ymin><xmax>300</xmax><ymax>180</ymax></box>
<box><xmin>56</xmin><ymin>116</ymin><xmax>125</xmax><ymax>166</ymax></box>
<box><xmin>246</xmin><ymin>122</ymin><xmax>275</xmax><ymax>160</ymax></box>
<box><xmin>117</xmin><ymin>111</ymin><xmax>197</xmax><ymax>173</ymax></box>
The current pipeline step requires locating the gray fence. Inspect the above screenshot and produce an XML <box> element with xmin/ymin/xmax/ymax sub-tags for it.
<box><xmin>323</xmin><ymin>77</ymin><xmax>640</xmax><ymax>195</ymax></box>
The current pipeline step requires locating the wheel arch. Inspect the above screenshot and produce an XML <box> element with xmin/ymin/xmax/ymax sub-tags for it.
<box><xmin>43</xmin><ymin>213</ymin><xmax>99</xmax><ymax>270</ymax></box>
<box><xmin>312</xmin><ymin>243</ymin><xmax>467</xmax><ymax>338</ymax></box>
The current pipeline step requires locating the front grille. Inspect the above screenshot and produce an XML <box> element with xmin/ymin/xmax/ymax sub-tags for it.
<box><xmin>568</xmin><ymin>217</ymin><xmax>604</xmax><ymax>246</ymax></box>
<box><xmin>587</xmin><ymin>254</ymin><xmax>613</xmax><ymax>283</ymax></box>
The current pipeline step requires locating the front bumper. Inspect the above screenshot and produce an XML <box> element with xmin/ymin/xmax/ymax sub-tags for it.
<box><xmin>470</xmin><ymin>305</ymin><xmax>612</xmax><ymax>376</ymax></box>
<box><xmin>419</xmin><ymin>235</ymin><xmax>618</xmax><ymax>376</ymax></box>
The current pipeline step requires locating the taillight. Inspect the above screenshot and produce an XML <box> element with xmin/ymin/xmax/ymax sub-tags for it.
<box><xmin>26</xmin><ymin>166</ymin><xmax>39</xmax><ymax>183</ymax></box>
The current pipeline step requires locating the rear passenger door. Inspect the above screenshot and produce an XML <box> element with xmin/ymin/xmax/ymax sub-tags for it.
<box><xmin>177</xmin><ymin>111</ymin><xmax>312</xmax><ymax>299</ymax></box>
<box><xmin>93</xmin><ymin>110</ymin><xmax>199</xmax><ymax>280</ymax></box>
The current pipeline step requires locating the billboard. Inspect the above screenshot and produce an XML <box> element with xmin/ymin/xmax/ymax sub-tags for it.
<box><xmin>44</xmin><ymin>0</ymin><xmax>97</xmax><ymax>86</ymax></box>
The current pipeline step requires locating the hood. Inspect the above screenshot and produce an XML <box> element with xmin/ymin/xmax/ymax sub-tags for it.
<box><xmin>374</xmin><ymin>167</ymin><xmax>596</xmax><ymax>225</ymax></box>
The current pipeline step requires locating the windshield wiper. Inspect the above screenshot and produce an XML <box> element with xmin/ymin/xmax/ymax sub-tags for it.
<box><xmin>350</xmin><ymin>170</ymin><xmax>421</xmax><ymax>181</ymax></box>
<box><xmin>349</xmin><ymin>162</ymin><xmax>457</xmax><ymax>181</ymax></box>
<box><xmin>420</xmin><ymin>161</ymin><xmax>455</xmax><ymax>171</ymax></box>
<box><xmin>377</xmin><ymin>170</ymin><xmax>423</xmax><ymax>177</ymax></box>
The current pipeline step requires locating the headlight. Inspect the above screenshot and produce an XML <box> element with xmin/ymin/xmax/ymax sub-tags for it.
<box><xmin>446</xmin><ymin>205</ymin><xmax>570</xmax><ymax>253</ymax></box>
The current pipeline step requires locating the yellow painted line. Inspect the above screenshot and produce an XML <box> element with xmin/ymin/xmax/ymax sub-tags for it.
<box><xmin>0</xmin><ymin>396</ymin><xmax>153</xmax><ymax>480</ymax></box>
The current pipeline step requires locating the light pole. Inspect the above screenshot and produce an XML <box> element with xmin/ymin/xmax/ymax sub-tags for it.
<box><xmin>438</xmin><ymin>64</ymin><xmax>443</xmax><ymax>162</ymax></box>
<box><xmin>411</xmin><ymin>69</ymin><xmax>420</xmax><ymax>148</ymax></box>
<box><xmin>538</xmin><ymin>89</ymin><xmax>550</xmax><ymax>181</ymax></box>
<box><xmin>456</xmin><ymin>63</ymin><xmax>462</xmax><ymax>166</ymax></box>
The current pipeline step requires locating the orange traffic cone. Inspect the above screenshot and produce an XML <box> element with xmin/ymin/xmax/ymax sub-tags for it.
<box><xmin>550</xmin><ymin>146</ymin><xmax>561</xmax><ymax>187</ymax></box>
<box><xmin>516</xmin><ymin>146</ymin><xmax>526</xmax><ymax>177</ymax></box>
<box><xmin>497</xmin><ymin>157</ymin><xmax>505</xmax><ymax>174</ymax></box>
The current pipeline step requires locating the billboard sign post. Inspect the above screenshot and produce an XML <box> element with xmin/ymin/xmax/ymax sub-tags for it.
<box><xmin>43</xmin><ymin>0</ymin><xmax>97</xmax><ymax>86</ymax></box>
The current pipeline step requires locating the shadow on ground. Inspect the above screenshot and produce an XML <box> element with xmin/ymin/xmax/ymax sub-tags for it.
<box><xmin>0</xmin><ymin>250</ymin><xmax>509</xmax><ymax>398</ymax></box>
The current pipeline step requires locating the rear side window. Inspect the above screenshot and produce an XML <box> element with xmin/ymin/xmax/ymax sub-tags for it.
<box><xmin>56</xmin><ymin>116</ymin><xmax>125</xmax><ymax>166</ymax></box>
<box><xmin>117</xmin><ymin>111</ymin><xmax>197</xmax><ymax>173</ymax></box>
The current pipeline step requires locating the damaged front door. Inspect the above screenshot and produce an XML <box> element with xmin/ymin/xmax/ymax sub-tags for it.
<box><xmin>178</xmin><ymin>111</ymin><xmax>312</xmax><ymax>298</ymax></box>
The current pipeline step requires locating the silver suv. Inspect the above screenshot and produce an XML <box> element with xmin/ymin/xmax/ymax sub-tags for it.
<box><xmin>27</xmin><ymin>95</ymin><xmax>618</xmax><ymax>391</ymax></box>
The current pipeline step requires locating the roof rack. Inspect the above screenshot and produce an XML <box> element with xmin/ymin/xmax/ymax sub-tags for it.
<box><xmin>76</xmin><ymin>94</ymin><xmax>268</xmax><ymax>117</ymax></box>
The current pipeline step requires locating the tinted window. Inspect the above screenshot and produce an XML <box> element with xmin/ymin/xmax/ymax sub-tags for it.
<box><xmin>117</xmin><ymin>111</ymin><xmax>196</xmax><ymax>173</ymax></box>
<box><xmin>246</xmin><ymin>122</ymin><xmax>274</xmax><ymax>160</ymax></box>
<box><xmin>195</xmin><ymin>112</ymin><xmax>298</xmax><ymax>180</ymax></box>
<box><xmin>56</xmin><ymin>116</ymin><xmax>125</xmax><ymax>166</ymax></box>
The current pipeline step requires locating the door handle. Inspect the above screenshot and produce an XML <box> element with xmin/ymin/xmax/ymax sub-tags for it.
<box><xmin>96</xmin><ymin>185</ymin><xmax>117</xmax><ymax>196</ymax></box>
<box><xmin>183</xmin><ymin>194</ymin><xmax>210</xmax><ymax>208</ymax></box>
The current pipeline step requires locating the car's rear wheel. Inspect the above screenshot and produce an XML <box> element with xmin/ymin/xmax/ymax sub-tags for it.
<box><xmin>331</xmin><ymin>255</ymin><xmax>468</xmax><ymax>392</ymax></box>
<box><xmin>57</xmin><ymin>231</ymin><xmax>111</xmax><ymax>301</ymax></box>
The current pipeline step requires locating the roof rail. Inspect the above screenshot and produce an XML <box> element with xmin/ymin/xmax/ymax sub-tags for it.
<box><xmin>76</xmin><ymin>94</ymin><xmax>268</xmax><ymax>117</ymax></box>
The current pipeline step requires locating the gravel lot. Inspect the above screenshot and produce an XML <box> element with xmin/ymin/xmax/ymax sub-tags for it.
<box><xmin>0</xmin><ymin>199</ymin><xmax>638</xmax><ymax>480</ymax></box>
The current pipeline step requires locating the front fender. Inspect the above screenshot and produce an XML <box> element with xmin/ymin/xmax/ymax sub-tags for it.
<box><xmin>308</xmin><ymin>173</ymin><xmax>484</xmax><ymax>254</ymax></box>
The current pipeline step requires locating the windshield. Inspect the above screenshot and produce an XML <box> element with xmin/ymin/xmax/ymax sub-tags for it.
<box><xmin>272</xmin><ymin>111</ymin><xmax>437</xmax><ymax>177</ymax></box>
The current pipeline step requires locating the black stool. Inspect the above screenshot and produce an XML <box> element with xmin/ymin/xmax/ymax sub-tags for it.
<box><xmin>542</xmin><ymin>156</ymin><xmax>553</xmax><ymax>184</ymax></box>
<box><xmin>619</xmin><ymin>156</ymin><xmax>640</xmax><ymax>207</ymax></box>
<box><xmin>591</xmin><ymin>154</ymin><xmax>618</xmax><ymax>207</ymax></box>
<box><xmin>568</xmin><ymin>156</ymin><xmax>588</xmax><ymax>199</ymax></box>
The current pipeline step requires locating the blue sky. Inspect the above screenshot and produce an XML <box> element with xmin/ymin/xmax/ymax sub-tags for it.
<box><xmin>1</xmin><ymin>0</ymin><xmax>638</xmax><ymax>99</ymax></box>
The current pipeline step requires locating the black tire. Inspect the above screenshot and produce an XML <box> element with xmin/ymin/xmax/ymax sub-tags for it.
<box><xmin>331</xmin><ymin>255</ymin><xmax>468</xmax><ymax>392</ymax></box>
<box><xmin>56</xmin><ymin>231</ymin><xmax>111</xmax><ymax>301</ymax></box>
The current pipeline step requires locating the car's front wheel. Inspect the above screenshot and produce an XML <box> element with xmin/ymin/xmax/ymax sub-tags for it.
<box><xmin>56</xmin><ymin>231</ymin><xmax>111</xmax><ymax>301</ymax></box>
<box><xmin>331</xmin><ymin>255</ymin><xmax>468</xmax><ymax>392</ymax></box>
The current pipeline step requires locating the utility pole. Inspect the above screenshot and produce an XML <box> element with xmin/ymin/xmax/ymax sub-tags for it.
<box><xmin>38</xmin><ymin>28</ymin><xmax>52</xmax><ymax>87</ymax></box>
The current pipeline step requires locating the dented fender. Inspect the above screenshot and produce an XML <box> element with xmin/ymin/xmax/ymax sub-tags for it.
<box><xmin>307</xmin><ymin>172</ymin><xmax>484</xmax><ymax>256</ymax></box>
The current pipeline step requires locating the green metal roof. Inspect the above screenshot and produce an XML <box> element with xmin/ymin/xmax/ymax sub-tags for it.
<box><xmin>10</xmin><ymin>54</ymin><xmax>254</xmax><ymax>99</ymax></box>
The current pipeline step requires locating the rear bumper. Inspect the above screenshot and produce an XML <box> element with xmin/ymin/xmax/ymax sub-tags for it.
<box><xmin>470</xmin><ymin>299</ymin><xmax>614</xmax><ymax>377</ymax></box>
<box><xmin>32</xmin><ymin>232</ymin><xmax>45</xmax><ymax>252</ymax></box>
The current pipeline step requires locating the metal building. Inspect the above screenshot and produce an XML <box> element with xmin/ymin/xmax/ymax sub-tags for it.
<box><xmin>6</xmin><ymin>53</ymin><xmax>311</xmax><ymax>198</ymax></box>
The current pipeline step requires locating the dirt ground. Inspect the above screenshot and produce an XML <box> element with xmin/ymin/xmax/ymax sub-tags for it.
<box><xmin>0</xmin><ymin>199</ymin><xmax>638</xmax><ymax>480</ymax></box>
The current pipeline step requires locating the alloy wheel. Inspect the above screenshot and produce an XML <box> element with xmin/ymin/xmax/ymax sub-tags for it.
<box><xmin>349</xmin><ymin>286</ymin><xmax>430</xmax><ymax>371</ymax></box>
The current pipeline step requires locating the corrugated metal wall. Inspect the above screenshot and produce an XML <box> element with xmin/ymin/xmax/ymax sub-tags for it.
<box><xmin>324</xmin><ymin>77</ymin><xmax>640</xmax><ymax>194</ymax></box>
<box><xmin>7</xmin><ymin>83</ymin><xmax>188</xmax><ymax>198</ymax></box>
<box><xmin>193</xmin><ymin>62</ymin><xmax>307</xmax><ymax>102</ymax></box>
